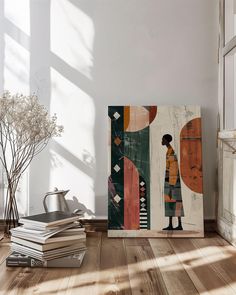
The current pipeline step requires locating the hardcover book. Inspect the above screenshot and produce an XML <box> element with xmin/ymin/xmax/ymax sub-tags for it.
<box><xmin>10</xmin><ymin>222</ymin><xmax>83</xmax><ymax>238</ymax></box>
<box><xmin>11</xmin><ymin>229</ymin><xmax>86</xmax><ymax>244</ymax></box>
<box><xmin>19</xmin><ymin>211</ymin><xmax>80</xmax><ymax>228</ymax></box>
<box><xmin>11</xmin><ymin>236</ymin><xmax>85</xmax><ymax>252</ymax></box>
<box><xmin>6</xmin><ymin>251</ymin><xmax>86</xmax><ymax>268</ymax></box>
<box><xmin>11</xmin><ymin>242</ymin><xmax>86</xmax><ymax>261</ymax></box>
<box><xmin>10</xmin><ymin>211</ymin><xmax>87</xmax><ymax>265</ymax></box>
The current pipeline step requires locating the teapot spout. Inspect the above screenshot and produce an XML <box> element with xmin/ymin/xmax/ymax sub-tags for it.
<box><xmin>62</xmin><ymin>189</ymin><xmax>70</xmax><ymax>196</ymax></box>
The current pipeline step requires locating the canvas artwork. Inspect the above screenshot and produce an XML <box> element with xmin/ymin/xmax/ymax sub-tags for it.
<box><xmin>108</xmin><ymin>106</ymin><xmax>204</xmax><ymax>238</ymax></box>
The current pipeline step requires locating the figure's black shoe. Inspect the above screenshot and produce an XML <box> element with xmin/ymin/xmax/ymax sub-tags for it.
<box><xmin>162</xmin><ymin>226</ymin><xmax>173</xmax><ymax>231</ymax></box>
<box><xmin>173</xmin><ymin>225</ymin><xmax>183</xmax><ymax>230</ymax></box>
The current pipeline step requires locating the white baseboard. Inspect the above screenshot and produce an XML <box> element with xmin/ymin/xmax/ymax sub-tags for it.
<box><xmin>217</xmin><ymin>216</ymin><xmax>236</xmax><ymax>246</ymax></box>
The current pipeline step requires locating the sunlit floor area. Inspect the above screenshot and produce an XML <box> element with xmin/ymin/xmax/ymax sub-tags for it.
<box><xmin>0</xmin><ymin>231</ymin><xmax>236</xmax><ymax>294</ymax></box>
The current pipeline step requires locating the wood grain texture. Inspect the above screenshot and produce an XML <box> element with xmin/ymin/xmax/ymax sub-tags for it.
<box><xmin>169</xmin><ymin>238</ymin><xmax>236</xmax><ymax>295</ymax></box>
<box><xmin>149</xmin><ymin>238</ymin><xmax>198</xmax><ymax>295</ymax></box>
<box><xmin>64</xmin><ymin>232</ymin><xmax>102</xmax><ymax>295</ymax></box>
<box><xmin>1</xmin><ymin>232</ymin><xmax>236</xmax><ymax>294</ymax></box>
<box><xmin>0</xmin><ymin>238</ymin><xmax>13</xmax><ymax>295</ymax></box>
<box><xmin>124</xmin><ymin>239</ymin><xmax>168</xmax><ymax>295</ymax></box>
<box><xmin>191</xmin><ymin>235</ymin><xmax>236</xmax><ymax>294</ymax></box>
<box><xmin>99</xmin><ymin>233</ymin><xmax>132</xmax><ymax>294</ymax></box>
<box><xmin>0</xmin><ymin>238</ymin><xmax>11</xmax><ymax>265</ymax></box>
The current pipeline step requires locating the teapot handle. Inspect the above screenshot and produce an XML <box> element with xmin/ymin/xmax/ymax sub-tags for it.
<box><xmin>43</xmin><ymin>194</ymin><xmax>50</xmax><ymax>212</ymax></box>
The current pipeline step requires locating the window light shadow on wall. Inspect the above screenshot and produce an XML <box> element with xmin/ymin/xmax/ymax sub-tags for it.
<box><xmin>1</xmin><ymin>0</ymin><xmax>31</xmax><ymax>217</ymax></box>
<box><xmin>51</xmin><ymin>0</ymin><xmax>94</xmax><ymax>80</ymax></box>
<box><xmin>3</xmin><ymin>0</ymin><xmax>30</xmax><ymax>93</ymax></box>
<box><xmin>49</xmin><ymin>0</ymin><xmax>96</xmax><ymax>216</ymax></box>
<box><xmin>0</xmin><ymin>0</ymin><xmax>96</xmax><ymax>217</ymax></box>
<box><xmin>4</xmin><ymin>34</ymin><xmax>29</xmax><ymax>92</ymax></box>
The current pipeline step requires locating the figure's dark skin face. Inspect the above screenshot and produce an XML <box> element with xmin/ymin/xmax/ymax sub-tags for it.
<box><xmin>162</xmin><ymin>137</ymin><xmax>169</xmax><ymax>147</ymax></box>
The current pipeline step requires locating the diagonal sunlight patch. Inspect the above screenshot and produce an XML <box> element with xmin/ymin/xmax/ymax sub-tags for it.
<box><xmin>4</xmin><ymin>33</ymin><xmax>29</xmax><ymax>93</ymax></box>
<box><xmin>199</xmin><ymin>285</ymin><xmax>236</xmax><ymax>295</ymax></box>
<box><xmin>50</xmin><ymin>68</ymin><xmax>95</xmax><ymax>164</ymax></box>
<box><xmin>2</xmin><ymin>1</ymin><xmax>30</xmax><ymax>218</ymax></box>
<box><xmin>50</xmin><ymin>67</ymin><xmax>95</xmax><ymax>215</ymax></box>
<box><xmin>4</xmin><ymin>0</ymin><xmax>30</xmax><ymax>36</ymax></box>
<box><xmin>156</xmin><ymin>246</ymin><xmax>232</xmax><ymax>272</ymax></box>
<box><xmin>10</xmin><ymin>244</ymin><xmax>236</xmax><ymax>294</ymax></box>
<box><xmin>4</xmin><ymin>18</ymin><xmax>30</xmax><ymax>52</ymax></box>
<box><xmin>51</xmin><ymin>0</ymin><xmax>94</xmax><ymax>79</ymax></box>
<box><xmin>49</xmin><ymin>147</ymin><xmax>95</xmax><ymax>216</ymax></box>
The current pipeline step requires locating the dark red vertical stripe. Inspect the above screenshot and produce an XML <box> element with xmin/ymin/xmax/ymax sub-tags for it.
<box><xmin>124</xmin><ymin>157</ymin><xmax>140</xmax><ymax>229</ymax></box>
<box><xmin>149</xmin><ymin>106</ymin><xmax>157</xmax><ymax>124</ymax></box>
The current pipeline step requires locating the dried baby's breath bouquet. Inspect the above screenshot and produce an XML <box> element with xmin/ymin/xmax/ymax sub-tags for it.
<box><xmin>0</xmin><ymin>91</ymin><xmax>63</xmax><ymax>234</ymax></box>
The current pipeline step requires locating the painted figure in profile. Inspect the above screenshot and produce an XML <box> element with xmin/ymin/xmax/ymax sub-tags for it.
<box><xmin>162</xmin><ymin>134</ymin><xmax>184</xmax><ymax>230</ymax></box>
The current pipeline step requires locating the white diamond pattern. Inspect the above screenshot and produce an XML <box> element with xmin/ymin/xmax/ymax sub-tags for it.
<box><xmin>114</xmin><ymin>194</ymin><xmax>121</xmax><ymax>203</ymax></box>
<box><xmin>140</xmin><ymin>181</ymin><xmax>145</xmax><ymax>186</ymax></box>
<box><xmin>113</xmin><ymin>112</ymin><xmax>120</xmax><ymax>120</ymax></box>
<box><xmin>140</xmin><ymin>197</ymin><xmax>145</xmax><ymax>202</ymax></box>
<box><xmin>113</xmin><ymin>164</ymin><xmax>120</xmax><ymax>172</ymax></box>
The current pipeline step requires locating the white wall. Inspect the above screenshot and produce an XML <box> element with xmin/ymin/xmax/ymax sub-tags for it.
<box><xmin>0</xmin><ymin>0</ymin><xmax>218</xmax><ymax>219</ymax></box>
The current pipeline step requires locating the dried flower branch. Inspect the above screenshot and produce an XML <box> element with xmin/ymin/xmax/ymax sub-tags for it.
<box><xmin>0</xmin><ymin>91</ymin><xmax>63</xmax><ymax>233</ymax></box>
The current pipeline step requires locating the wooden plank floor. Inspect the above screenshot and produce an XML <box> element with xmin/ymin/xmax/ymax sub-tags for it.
<box><xmin>1</xmin><ymin>232</ymin><xmax>236</xmax><ymax>294</ymax></box>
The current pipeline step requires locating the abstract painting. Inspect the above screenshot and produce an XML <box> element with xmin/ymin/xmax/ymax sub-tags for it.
<box><xmin>108</xmin><ymin>106</ymin><xmax>204</xmax><ymax>237</ymax></box>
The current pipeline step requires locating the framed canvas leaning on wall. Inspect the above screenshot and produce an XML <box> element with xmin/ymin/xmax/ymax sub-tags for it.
<box><xmin>108</xmin><ymin>106</ymin><xmax>204</xmax><ymax>238</ymax></box>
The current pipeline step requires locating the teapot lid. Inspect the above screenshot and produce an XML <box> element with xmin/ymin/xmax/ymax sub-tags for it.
<box><xmin>45</xmin><ymin>187</ymin><xmax>70</xmax><ymax>196</ymax></box>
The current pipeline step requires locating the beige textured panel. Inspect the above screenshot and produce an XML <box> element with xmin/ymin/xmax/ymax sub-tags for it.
<box><xmin>126</xmin><ymin>106</ymin><xmax>149</xmax><ymax>132</ymax></box>
<box><xmin>149</xmin><ymin>106</ymin><xmax>203</xmax><ymax>235</ymax></box>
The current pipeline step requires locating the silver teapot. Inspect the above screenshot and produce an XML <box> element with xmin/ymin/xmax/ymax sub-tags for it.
<box><xmin>43</xmin><ymin>187</ymin><xmax>70</xmax><ymax>213</ymax></box>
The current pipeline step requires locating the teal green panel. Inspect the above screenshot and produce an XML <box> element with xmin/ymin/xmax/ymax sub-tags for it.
<box><xmin>108</xmin><ymin>106</ymin><xmax>124</xmax><ymax>229</ymax></box>
<box><xmin>124</xmin><ymin>126</ymin><xmax>150</xmax><ymax>229</ymax></box>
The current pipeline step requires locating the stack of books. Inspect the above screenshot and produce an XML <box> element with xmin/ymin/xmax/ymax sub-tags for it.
<box><xmin>6</xmin><ymin>211</ymin><xmax>86</xmax><ymax>268</ymax></box>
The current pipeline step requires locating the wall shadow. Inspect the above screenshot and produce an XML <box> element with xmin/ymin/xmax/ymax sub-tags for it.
<box><xmin>0</xmin><ymin>0</ymin><xmax>218</xmax><ymax>221</ymax></box>
<box><xmin>0</xmin><ymin>0</ymin><xmax>4</xmax><ymax>217</ymax></box>
<box><xmin>28</xmin><ymin>0</ymin><xmax>51</xmax><ymax>214</ymax></box>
